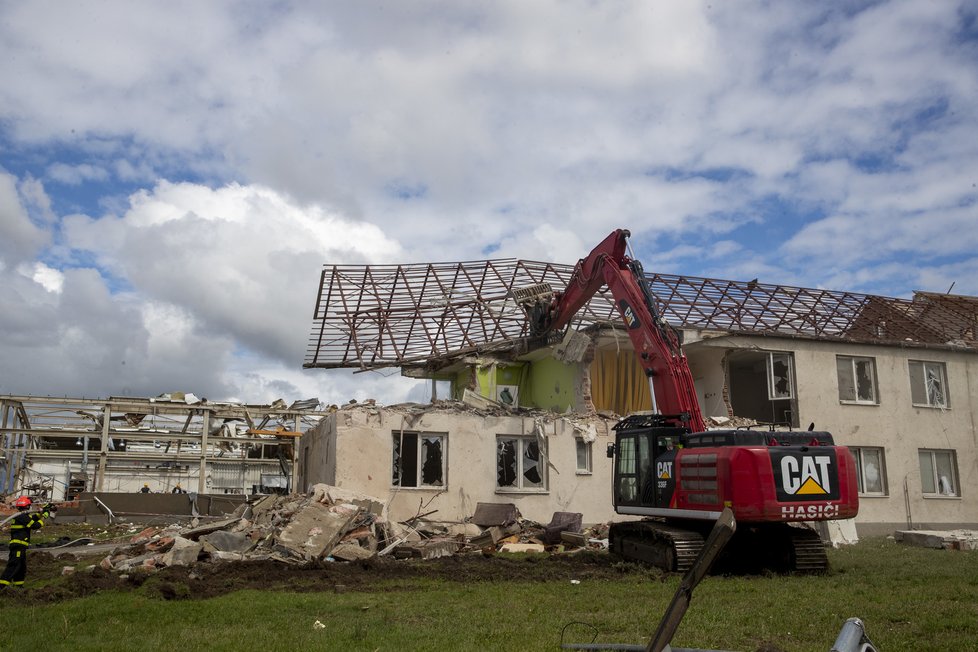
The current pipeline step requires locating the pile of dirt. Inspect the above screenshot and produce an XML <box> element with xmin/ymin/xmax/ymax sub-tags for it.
<box><xmin>11</xmin><ymin>548</ymin><xmax>657</xmax><ymax>604</ymax></box>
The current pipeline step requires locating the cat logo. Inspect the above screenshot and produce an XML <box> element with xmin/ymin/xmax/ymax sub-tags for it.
<box><xmin>781</xmin><ymin>455</ymin><xmax>831</xmax><ymax>495</ymax></box>
<box><xmin>618</xmin><ymin>300</ymin><xmax>641</xmax><ymax>329</ymax></box>
<box><xmin>770</xmin><ymin>449</ymin><xmax>840</xmax><ymax>501</ymax></box>
<box><xmin>657</xmin><ymin>461</ymin><xmax>673</xmax><ymax>479</ymax></box>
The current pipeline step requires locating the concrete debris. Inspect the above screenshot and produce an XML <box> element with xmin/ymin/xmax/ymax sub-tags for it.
<box><xmin>95</xmin><ymin>492</ymin><xmax>604</xmax><ymax>576</ymax></box>
<box><xmin>162</xmin><ymin>537</ymin><xmax>204</xmax><ymax>567</ymax></box>
<box><xmin>200</xmin><ymin>530</ymin><xmax>253</xmax><ymax>554</ymax></box>
<box><xmin>471</xmin><ymin>502</ymin><xmax>519</xmax><ymax>527</ymax></box>
<box><xmin>894</xmin><ymin>529</ymin><xmax>978</xmax><ymax>551</ymax></box>
<box><xmin>704</xmin><ymin>415</ymin><xmax>759</xmax><ymax>428</ymax></box>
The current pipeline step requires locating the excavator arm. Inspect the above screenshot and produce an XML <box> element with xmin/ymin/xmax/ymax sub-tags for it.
<box><xmin>521</xmin><ymin>229</ymin><xmax>706</xmax><ymax>432</ymax></box>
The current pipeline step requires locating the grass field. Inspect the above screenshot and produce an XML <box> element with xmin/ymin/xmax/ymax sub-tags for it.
<box><xmin>1</xmin><ymin>535</ymin><xmax>975</xmax><ymax>651</ymax></box>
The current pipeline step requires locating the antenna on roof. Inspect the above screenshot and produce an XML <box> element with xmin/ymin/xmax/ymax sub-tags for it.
<box><xmin>946</xmin><ymin>282</ymin><xmax>955</xmax><ymax>294</ymax></box>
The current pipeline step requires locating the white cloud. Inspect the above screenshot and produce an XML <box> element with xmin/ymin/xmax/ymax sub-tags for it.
<box><xmin>0</xmin><ymin>172</ymin><xmax>50</xmax><ymax>266</ymax></box>
<box><xmin>20</xmin><ymin>262</ymin><xmax>64</xmax><ymax>293</ymax></box>
<box><xmin>47</xmin><ymin>162</ymin><xmax>110</xmax><ymax>186</ymax></box>
<box><xmin>0</xmin><ymin>1</ymin><xmax>977</xmax><ymax>401</ymax></box>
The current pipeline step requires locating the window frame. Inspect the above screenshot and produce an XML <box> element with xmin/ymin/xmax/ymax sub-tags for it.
<box><xmin>836</xmin><ymin>356</ymin><xmax>879</xmax><ymax>405</ymax></box>
<box><xmin>496</xmin><ymin>435</ymin><xmax>548</xmax><ymax>492</ymax></box>
<box><xmin>918</xmin><ymin>448</ymin><xmax>959</xmax><ymax>498</ymax></box>
<box><xmin>850</xmin><ymin>446</ymin><xmax>887</xmax><ymax>496</ymax></box>
<box><xmin>391</xmin><ymin>431</ymin><xmax>447</xmax><ymax>489</ymax></box>
<box><xmin>908</xmin><ymin>360</ymin><xmax>949</xmax><ymax>409</ymax></box>
<box><xmin>766</xmin><ymin>352</ymin><xmax>795</xmax><ymax>400</ymax></box>
<box><xmin>575</xmin><ymin>437</ymin><xmax>593</xmax><ymax>475</ymax></box>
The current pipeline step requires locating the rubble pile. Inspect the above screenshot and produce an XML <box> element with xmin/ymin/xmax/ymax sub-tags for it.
<box><xmin>97</xmin><ymin>484</ymin><xmax>604</xmax><ymax>573</ymax></box>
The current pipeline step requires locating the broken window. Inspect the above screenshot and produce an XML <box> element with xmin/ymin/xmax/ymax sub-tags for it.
<box><xmin>851</xmin><ymin>446</ymin><xmax>887</xmax><ymax>495</ymax></box>
<box><xmin>909</xmin><ymin>360</ymin><xmax>949</xmax><ymax>408</ymax></box>
<box><xmin>496</xmin><ymin>436</ymin><xmax>545</xmax><ymax>490</ymax></box>
<box><xmin>918</xmin><ymin>449</ymin><xmax>958</xmax><ymax>497</ymax></box>
<box><xmin>392</xmin><ymin>432</ymin><xmax>445</xmax><ymax>488</ymax></box>
<box><xmin>727</xmin><ymin>350</ymin><xmax>799</xmax><ymax>427</ymax></box>
<box><xmin>837</xmin><ymin>356</ymin><xmax>878</xmax><ymax>404</ymax></box>
<box><xmin>575</xmin><ymin>438</ymin><xmax>592</xmax><ymax>474</ymax></box>
<box><xmin>767</xmin><ymin>352</ymin><xmax>794</xmax><ymax>399</ymax></box>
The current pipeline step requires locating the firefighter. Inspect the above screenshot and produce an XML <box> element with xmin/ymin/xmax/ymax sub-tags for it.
<box><xmin>0</xmin><ymin>496</ymin><xmax>56</xmax><ymax>588</ymax></box>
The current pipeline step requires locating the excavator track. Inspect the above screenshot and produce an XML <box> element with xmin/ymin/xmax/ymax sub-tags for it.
<box><xmin>611</xmin><ymin>520</ymin><xmax>830</xmax><ymax>574</ymax></box>
<box><xmin>609</xmin><ymin>520</ymin><xmax>705</xmax><ymax>573</ymax></box>
<box><xmin>788</xmin><ymin>526</ymin><xmax>829</xmax><ymax>573</ymax></box>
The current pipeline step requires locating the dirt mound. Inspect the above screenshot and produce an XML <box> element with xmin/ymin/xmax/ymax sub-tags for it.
<box><xmin>10</xmin><ymin>549</ymin><xmax>657</xmax><ymax>604</ymax></box>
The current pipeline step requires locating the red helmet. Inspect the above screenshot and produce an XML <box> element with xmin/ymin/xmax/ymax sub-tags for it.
<box><xmin>14</xmin><ymin>496</ymin><xmax>32</xmax><ymax>508</ymax></box>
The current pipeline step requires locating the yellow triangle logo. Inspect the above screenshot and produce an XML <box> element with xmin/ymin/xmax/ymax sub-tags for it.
<box><xmin>659</xmin><ymin>470</ymin><xmax>670</xmax><ymax>479</ymax></box>
<box><xmin>796</xmin><ymin>476</ymin><xmax>827</xmax><ymax>495</ymax></box>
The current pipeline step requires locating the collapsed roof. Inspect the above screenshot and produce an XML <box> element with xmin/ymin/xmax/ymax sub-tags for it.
<box><xmin>305</xmin><ymin>259</ymin><xmax>978</xmax><ymax>372</ymax></box>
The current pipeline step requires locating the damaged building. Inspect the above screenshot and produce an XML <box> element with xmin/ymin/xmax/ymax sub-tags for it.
<box><xmin>302</xmin><ymin>258</ymin><xmax>978</xmax><ymax>535</ymax></box>
<box><xmin>0</xmin><ymin>393</ymin><xmax>328</xmax><ymax>500</ymax></box>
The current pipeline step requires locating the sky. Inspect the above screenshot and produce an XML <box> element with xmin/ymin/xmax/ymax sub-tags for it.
<box><xmin>1</xmin><ymin>1</ymin><xmax>976</xmax><ymax>407</ymax></box>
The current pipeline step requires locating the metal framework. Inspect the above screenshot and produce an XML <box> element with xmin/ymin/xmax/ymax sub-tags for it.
<box><xmin>305</xmin><ymin>260</ymin><xmax>978</xmax><ymax>371</ymax></box>
<box><xmin>0</xmin><ymin>395</ymin><xmax>328</xmax><ymax>500</ymax></box>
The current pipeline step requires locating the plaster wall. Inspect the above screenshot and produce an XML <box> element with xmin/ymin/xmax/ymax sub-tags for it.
<box><xmin>298</xmin><ymin>414</ymin><xmax>336</xmax><ymax>491</ymax></box>
<box><xmin>299</xmin><ymin>405</ymin><xmax>619</xmax><ymax>524</ymax></box>
<box><xmin>684</xmin><ymin>345</ymin><xmax>729</xmax><ymax>419</ymax></box>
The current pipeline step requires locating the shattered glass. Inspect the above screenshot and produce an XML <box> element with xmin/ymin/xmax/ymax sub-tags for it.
<box><xmin>522</xmin><ymin>440</ymin><xmax>542</xmax><ymax>486</ymax></box>
<box><xmin>497</xmin><ymin>438</ymin><xmax>517</xmax><ymax>486</ymax></box>
<box><xmin>420</xmin><ymin>437</ymin><xmax>443</xmax><ymax>486</ymax></box>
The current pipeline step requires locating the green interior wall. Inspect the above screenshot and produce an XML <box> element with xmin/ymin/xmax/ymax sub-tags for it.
<box><xmin>471</xmin><ymin>358</ymin><xmax>579</xmax><ymax>412</ymax></box>
<box><xmin>527</xmin><ymin>357</ymin><xmax>579</xmax><ymax>412</ymax></box>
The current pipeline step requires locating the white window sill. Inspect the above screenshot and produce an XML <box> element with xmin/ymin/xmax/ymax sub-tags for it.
<box><xmin>391</xmin><ymin>485</ymin><xmax>447</xmax><ymax>491</ymax></box>
<box><xmin>857</xmin><ymin>493</ymin><xmax>888</xmax><ymax>498</ymax></box>
<box><xmin>839</xmin><ymin>400</ymin><xmax>879</xmax><ymax>406</ymax></box>
<box><xmin>922</xmin><ymin>494</ymin><xmax>960</xmax><ymax>499</ymax></box>
<box><xmin>495</xmin><ymin>488</ymin><xmax>549</xmax><ymax>495</ymax></box>
<box><xmin>575</xmin><ymin>470</ymin><xmax>593</xmax><ymax>476</ymax></box>
<box><xmin>912</xmin><ymin>404</ymin><xmax>950</xmax><ymax>410</ymax></box>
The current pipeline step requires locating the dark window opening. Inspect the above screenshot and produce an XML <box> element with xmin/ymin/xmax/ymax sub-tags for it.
<box><xmin>393</xmin><ymin>432</ymin><xmax>445</xmax><ymax>487</ymax></box>
<box><xmin>727</xmin><ymin>350</ymin><xmax>799</xmax><ymax>427</ymax></box>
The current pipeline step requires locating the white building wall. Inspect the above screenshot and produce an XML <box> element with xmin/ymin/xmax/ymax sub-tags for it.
<box><xmin>301</xmin><ymin>405</ymin><xmax>619</xmax><ymax>524</ymax></box>
<box><xmin>689</xmin><ymin>334</ymin><xmax>978</xmax><ymax>535</ymax></box>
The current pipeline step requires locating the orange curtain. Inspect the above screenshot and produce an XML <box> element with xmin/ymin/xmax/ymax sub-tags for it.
<box><xmin>589</xmin><ymin>349</ymin><xmax>653</xmax><ymax>416</ymax></box>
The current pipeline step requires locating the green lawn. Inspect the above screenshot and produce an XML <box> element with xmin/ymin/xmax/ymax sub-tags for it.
<box><xmin>1</xmin><ymin>537</ymin><xmax>975</xmax><ymax>651</ymax></box>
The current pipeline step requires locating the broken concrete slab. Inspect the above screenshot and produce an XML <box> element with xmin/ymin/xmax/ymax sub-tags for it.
<box><xmin>331</xmin><ymin>542</ymin><xmax>376</xmax><ymax>561</ymax></box>
<box><xmin>163</xmin><ymin>536</ymin><xmax>204</xmax><ymax>566</ymax></box>
<box><xmin>499</xmin><ymin>543</ymin><xmax>546</xmax><ymax>553</ymax></box>
<box><xmin>208</xmin><ymin>551</ymin><xmax>248</xmax><ymax>563</ymax></box>
<box><xmin>181</xmin><ymin>517</ymin><xmax>242</xmax><ymax>541</ymax></box>
<box><xmin>277</xmin><ymin>501</ymin><xmax>359</xmax><ymax>560</ymax></box>
<box><xmin>112</xmin><ymin>551</ymin><xmax>162</xmax><ymax>571</ymax></box>
<box><xmin>310</xmin><ymin>483</ymin><xmax>387</xmax><ymax>520</ymax></box>
<box><xmin>200</xmin><ymin>530</ymin><xmax>253</xmax><ymax>554</ymax></box>
<box><xmin>895</xmin><ymin>529</ymin><xmax>978</xmax><ymax>550</ymax></box>
<box><xmin>560</xmin><ymin>531</ymin><xmax>587</xmax><ymax>547</ymax></box>
<box><xmin>446</xmin><ymin>523</ymin><xmax>482</xmax><ymax>538</ymax></box>
<box><xmin>471</xmin><ymin>502</ymin><xmax>519</xmax><ymax>527</ymax></box>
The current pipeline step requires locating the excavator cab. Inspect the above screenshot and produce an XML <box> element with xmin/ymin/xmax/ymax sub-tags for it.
<box><xmin>611</xmin><ymin>415</ymin><xmax>689</xmax><ymax>513</ymax></box>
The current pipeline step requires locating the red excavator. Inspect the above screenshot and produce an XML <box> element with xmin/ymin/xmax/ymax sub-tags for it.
<box><xmin>515</xmin><ymin>229</ymin><xmax>859</xmax><ymax>573</ymax></box>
